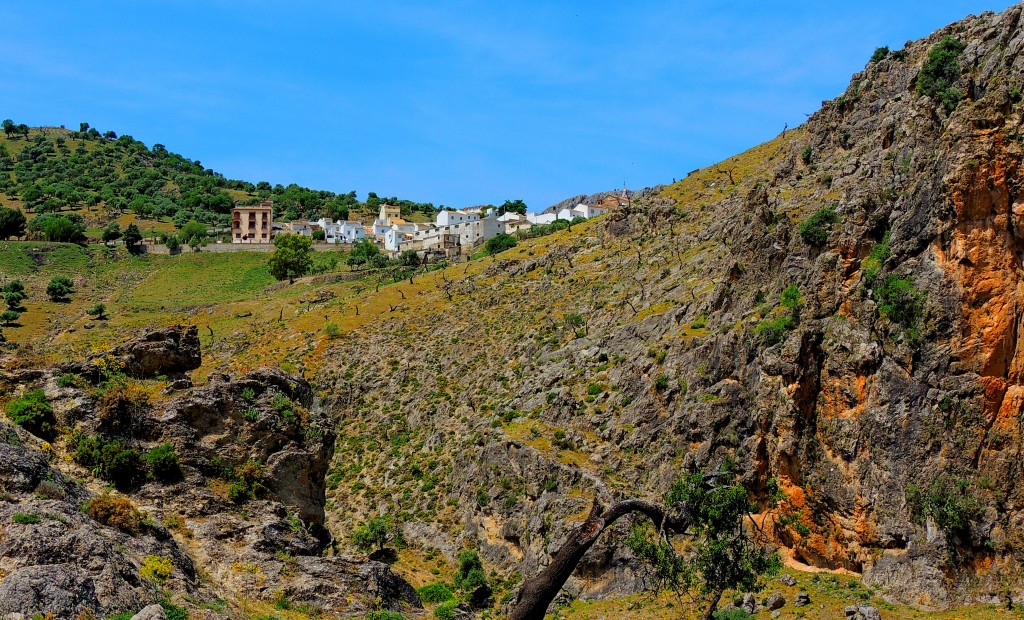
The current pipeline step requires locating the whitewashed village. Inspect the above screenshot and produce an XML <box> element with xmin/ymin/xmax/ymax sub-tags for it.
<box><xmin>231</xmin><ymin>193</ymin><xmax>627</xmax><ymax>260</ymax></box>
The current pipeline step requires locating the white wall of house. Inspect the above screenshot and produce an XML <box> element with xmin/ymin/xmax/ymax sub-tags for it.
<box><xmin>384</xmin><ymin>228</ymin><xmax>404</xmax><ymax>252</ymax></box>
<box><xmin>527</xmin><ymin>212</ymin><xmax>557</xmax><ymax>225</ymax></box>
<box><xmin>437</xmin><ymin>210</ymin><xmax>479</xmax><ymax>226</ymax></box>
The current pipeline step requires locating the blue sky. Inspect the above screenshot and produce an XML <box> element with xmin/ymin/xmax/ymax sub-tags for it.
<box><xmin>0</xmin><ymin>1</ymin><xmax>1014</xmax><ymax>209</ymax></box>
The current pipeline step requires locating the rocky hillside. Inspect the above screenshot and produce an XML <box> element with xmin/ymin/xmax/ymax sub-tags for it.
<box><xmin>5</xmin><ymin>4</ymin><xmax>1024</xmax><ymax>619</ymax></box>
<box><xmin>0</xmin><ymin>326</ymin><xmax>419</xmax><ymax>618</ymax></box>
<box><xmin>313</xmin><ymin>2</ymin><xmax>1024</xmax><ymax>611</ymax></box>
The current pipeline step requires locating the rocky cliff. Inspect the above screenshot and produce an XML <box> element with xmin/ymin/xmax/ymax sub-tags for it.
<box><xmin>0</xmin><ymin>327</ymin><xmax>420</xmax><ymax>618</ymax></box>
<box><xmin>317</xmin><ymin>3</ymin><xmax>1024</xmax><ymax>610</ymax></box>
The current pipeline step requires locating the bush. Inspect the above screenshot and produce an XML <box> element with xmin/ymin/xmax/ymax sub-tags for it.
<box><xmin>870</xmin><ymin>46</ymin><xmax>890</xmax><ymax>64</ymax></box>
<box><xmin>85</xmin><ymin>492</ymin><xmax>143</xmax><ymax>532</ymax></box>
<box><xmin>6</xmin><ymin>389</ymin><xmax>55</xmax><ymax>439</ymax></box>
<box><xmin>780</xmin><ymin>285</ymin><xmax>802</xmax><ymax>311</ymax></box>
<box><xmin>56</xmin><ymin>373</ymin><xmax>81</xmax><ymax>388</ymax></box>
<box><xmin>906</xmin><ymin>475</ymin><xmax>980</xmax><ymax>537</ymax></box>
<box><xmin>12</xmin><ymin>512</ymin><xmax>40</xmax><ymax>524</ymax></box>
<box><xmin>484</xmin><ymin>233</ymin><xmax>517</xmax><ymax>256</ymax></box>
<box><xmin>46</xmin><ymin>276</ymin><xmax>74</xmax><ymax>301</ymax></box>
<box><xmin>0</xmin><ymin>309</ymin><xmax>19</xmax><ymax>326</ymax></box>
<box><xmin>324</xmin><ymin>322</ymin><xmax>341</xmax><ymax>339</ymax></box>
<box><xmin>434</xmin><ymin>601</ymin><xmax>459</xmax><ymax>620</ymax></box>
<box><xmin>96</xmin><ymin>384</ymin><xmax>150</xmax><ymax>433</ymax></box>
<box><xmin>353</xmin><ymin>514</ymin><xmax>404</xmax><ymax>553</ymax></box>
<box><xmin>798</xmin><ymin>208</ymin><xmax>840</xmax><ymax>247</ymax></box>
<box><xmin>140</xmin><ymin>554</ymin><xmax>174</xmax><ymax>583</ymax></box>
<box><xmin>917</xmin><ymin>36</ymin><xmax>966</xmax><ymax>112</ymax></box>
<box><xmin>418</xmin><ymin>582</ymin><xmax>455</xmax><ymax>604</ymax></box>
<box><xmin>654</xmin><ymin>375</ymin><xmax>669</xmax><ymax>391</ymax></box>
<box><xmin>714</xmin><ymin>610</ymin><xmax>753</xmax><ymax>620</ymax></box>
<box><xmin>144</xmin><ymin>443</ymin><xmax>180</xmax><ymax>482</ymax></box>
<box><xmin>862</xmin><ymin>233</ymin><xmax>890</xmax><ymax>285</ymax></box>
<box><xmin>72</xmin><ymin>434</ymin><xmax>145</xmax><ymax>489</ymax></box>
<box><xmin>159</xmin><ymin>601</ymin><xmax>188</xmax><ymax>620</ymax></box>
<box><xmin>873</xmin><ymin>275</ymin><xmax>923</xmax><ymax>328</ymax></box>
<box><xmin>227</xmin><ymin>460</ymin><xmax>265</xmax><ymax>503</ymax></box>
<box><xmin>755</xmin><ymin>315</ymin><xmax>795</xmax><ymax>346</ymax></box>
<box><xmin>454</xmin><ymin>550</ymin><xmax>491</xmax><ymax>606</ymax></box>
<box><xmin>800</xmin><ymin>146</ymin><xmax>812</xmax><ymax>165</ymax></box>
<box><xmin>86</xmin><ymin>303</ymin><xmax>107</xmax><ymax>319</ymax></box>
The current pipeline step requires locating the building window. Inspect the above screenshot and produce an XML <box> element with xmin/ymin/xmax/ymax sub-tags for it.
<box><xmin>261</xmin><ymin>233</ymin><xmax>267</xmax><ymax>239</ymax></box>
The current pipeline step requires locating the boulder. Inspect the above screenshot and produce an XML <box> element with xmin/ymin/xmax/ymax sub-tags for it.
<box><xmin>131</xmin><ymin>605</ymin><xmax>169</xmax><ymax>620</ymax></box>
<box><xmin>794</xmin><ymin>591</ymin><xmax>811</xmax><ymax>607</ymax></box>
<box><xmin>779</xmin><ymin>574</ymin><xmax>797</xmax><ymax>586</ymax></box>
<box><xmin>103</xmin><ymin>325</ymin><xmax>201</xmax><ymax>377</ymax></box>
<box><xmin>764</xmin><ymin>592</ymin><xmax>786</xmax><ymax>610</ymax></box>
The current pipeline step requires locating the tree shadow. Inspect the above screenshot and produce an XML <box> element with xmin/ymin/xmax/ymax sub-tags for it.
<box><xmin>368</xmin><ymin>548</ymin><xmax>399</xmax><ymax>564</ymax></box>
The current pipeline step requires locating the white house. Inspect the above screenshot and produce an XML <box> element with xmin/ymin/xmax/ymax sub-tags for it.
<box><xmin>384</xmin><ymin>228</ymin><xmax>409</xmax><ymax>252</ymax></box>
<box><xmin>437</xmin><ymin>210</ymin><xmax>480</xmax><ymax>226</ymax></box>
<box><xmin>317</xmin><ymin>219</ymin><xmax>366</xmax><ymax>244</ymax></box>
<box><xmin>527</xmin><ymin>212</ymin><xmax>557</xmax><ymax>225</ymax></box>
<box><xmin>498</xmin><ymin>211</ymin><xmax>524</xmax><ymax>223</ymax></box>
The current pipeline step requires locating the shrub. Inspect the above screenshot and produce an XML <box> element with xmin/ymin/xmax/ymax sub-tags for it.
<box><xmin>0</xmin><ymin>309</ymin><xmax>19</xmax><ymax>326</ymax></box>
<box><xmin>12</xmin><ymin>512</ymin><xmax>40</xmax><ymax>524</ymax></box>
<box><xmin>353</xmin><ymin>514</ymin><xmax>404</xmax><ymax>553</ymax></box>
<box><xmin>484</xmin><ymin>233</ymin><xmax>517</xmax><ymax>256</ymax></box>
<box><xmin>143</xmin><ymin>443</ymin><xmax>180</xmax><ymax>482</ymax></box>
<box><xmin>755</xmin><ymin>315</ymin><xmax>795</xmax><ymax>346</ymax></box>
<box><xmin>228</xmin><ymin>460</ymin><xmax>265</xmax><ymax>503</ymax></box>
<box><xmin>654</xmin><ymin>375</ymin><xmax>669</xmax><ymax>391</ymax></box>
<box><xmin>434</xmin><ymin>601</ymin><xmax>459</xmax><ymax>620</ymax></box>
<box><xmin>780</xmin><ymin>285</ymin><xmax>802</xmax><ymax>311</ymax></box>
<box><xmin>158</xmin><ymin>601</ymin><xmax>188</xmax><ymax>620</ymax></box>
<box><xmin>96</xmin><ymin>384</ymin><xmax>150</xmax><ymax>433</ymax></box>
<box><xmin>862</xmin><ymin>233</ymin><xmax>890</xmax><ymax>285</ymax></box>
<box><xmin>46</xmin><ymin>276</ymin><xmax>74</xmax><ymax>301</ymax></box>
<box><xmin>85</xmin><ymin>492</ymin><xmax>143</xmax><ymax>532</ymax></box>
<box><xmin>417</xmin><ymin>582</ymin><xmax>455</xmax><ymax>603</ymax></box>
<box><xmin>691</xmin><ymin>313</ymin><xmax>708</xmax><ymax>329</ymax></box>
<box><xmin>6</xmin><ymin>389</ymin><xmax>56</xmax><ymax>439</ymax></box>
<box><xmin>798</xmin><ymin>208</ymin><xmax>840</xmax><ymax>247</ymax></box>
<box><xmin>870</xmin><ymin>46</ymin><xmax>890</xmax><ymax>63</ymax></box>
<box><xmin>324</xmin><ymin>322</ymin><xmax>341</xmax><ymax>339</ymax></box>
<box><xmin>56</xmin><ymin>373</ymin><xmax>81</xmax><ymax>388</ymax></box>
<box><xmin>917</xmin><ymin>36</ymin><xmax>966</xmax><ymax>112</ymax></box>
<box><xmin>140</xmin><ymin>554</ymin><xmax>174</xmax><ymax>583</ymax></box>
<box><xmin>714</xmin><ymin>610</ymin><xmax>753</xmax><ymax>620</ymax></box>
<box><xmin>906</xmin><ymin>475</ymin><xmax>980</xmax><ymax>537</ymax></box>
<box><xmin>85</xmin><ymin>303</ymin><xmax>107</xmax><ymax>319</ymax></box>
<box><xmin>800</xmin><ymin>146</ymin><xmax>812</xmax><ymax>165</ymax></box>
<box><xmin>72</xmin><ymin>434</ymin><xmax>145</xmax><ymax>489</ymax></box>
<box><xmin>454</xmin><ymin>549</ymin><xmax>490</xmax><ymax>596</ymax></box>
<box><xmin>873</xmin><ymin>275</ymin><xmax>923</xmax><ymax>328</ymax></box>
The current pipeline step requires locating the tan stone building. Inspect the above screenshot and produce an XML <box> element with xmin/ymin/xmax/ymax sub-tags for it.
<box><xmin>232</xmin><ymin>201</ymin><xmax>274</xmax><ymax>243</ymax></box>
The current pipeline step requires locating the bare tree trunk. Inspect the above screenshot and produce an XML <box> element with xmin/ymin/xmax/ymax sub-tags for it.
<box><xmin>509</xmin><ymin>499</ymin><xmax>689</xmax><ymax>620</ymax></box>
<box><xmin>701</xmin><ymin>587</ymin><xmax>725</xmax><ymax>620</ymax></box>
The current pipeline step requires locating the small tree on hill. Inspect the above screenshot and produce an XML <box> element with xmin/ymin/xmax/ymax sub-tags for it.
<box><xmin>485</xmin><ymin>233</ymin><xmax>517</xmax><ymax>256</ymax></box>
<box><xmin>1</xmin><ymin>119</ymin><xmax>14</xmax><ymax>139</ymax></box>
<box><xmin>353</xmin><ymin>514</ymin><xmax>404</xmax><ymax>561</ymax></box>
<box><xmin>509</xmin><ymin>467</ymin><xmax>780</xmax><ymax>620</ymax></box>
<box><xmin>178</xmin><ymin>220</ymin><xmax>207</xmax><ymax>252</ymax></box>
<box><xmin>267</xmin><ymin>233</ymin><xmax>313</xmax><ymax>284</ymax></box>
<box><xmin>46</xmin><ymin>276</ymin><xmax>74</xmax><ymax>302</ymax></box>
<box><xmin>86</xmin><ymin>303</ymin><xmax>107</xmax><ymax>320</ymax></box>
<box><xmin>0</xmin><ymin>309</ymin><xmax>19</xmax><ymax>326</ymax></box>
<box><xmin>101</xmin><ymin>222</ymin><xmax>122</xmax><ymax>246</ymax></box>
<box><xmin>0</xmin><ymin>206</ymin><xmax>26</xmax><ymax>240</ymax></box>
<box><xmin>122</xmin><ymin>223</ymin><xmax>143</xmax><ymax>249</ymax></box>
<box><xmin>346</xmin><ymin>238</ymin><xmax>380</xmax><ymax>269</ymax></box>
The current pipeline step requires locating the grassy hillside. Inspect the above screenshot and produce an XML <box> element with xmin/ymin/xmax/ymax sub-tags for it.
<box><xmin>0</xmin><ymin>122</ymin><xmax>438</xmax><ymax>236</ymax></box>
